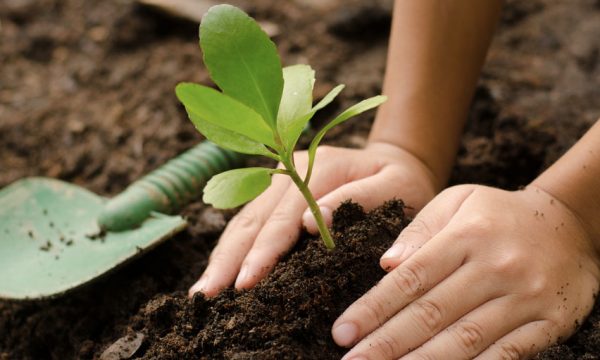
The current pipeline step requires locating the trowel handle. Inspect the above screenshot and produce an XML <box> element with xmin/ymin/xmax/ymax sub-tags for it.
<box><xmin>98</xmin><ymin>141</ymin><xmax>245</xmax><ymax>231</ymax></box>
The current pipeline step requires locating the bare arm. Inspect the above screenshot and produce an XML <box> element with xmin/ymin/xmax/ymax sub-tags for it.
<box><xmin>370</xmin><ymin>0</ymin><xmax>503</xmax><ymax>190</ymax></box>
<box><xmin>534</xmin><ymin>120</ymin><xmax>600</xmax><ymax>248</ymax></box>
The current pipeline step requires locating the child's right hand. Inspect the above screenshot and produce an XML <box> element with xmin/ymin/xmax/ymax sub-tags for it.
<box><xmin>188</xmin><ymin>142</ymin><xmax>439</xmax><ymax>297</ymax></box>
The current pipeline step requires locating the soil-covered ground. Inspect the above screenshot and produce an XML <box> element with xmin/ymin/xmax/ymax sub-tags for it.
<box><xmin>1</xmin><ymin>0</ymin><xmax>599</xmax><ymax>359</ymax></box>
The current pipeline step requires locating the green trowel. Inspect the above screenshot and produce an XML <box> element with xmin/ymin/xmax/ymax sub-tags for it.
<box><xmin>0</xmin><ymin>141</ymin><xmax>243</xmax><ymax>300</ymax></box>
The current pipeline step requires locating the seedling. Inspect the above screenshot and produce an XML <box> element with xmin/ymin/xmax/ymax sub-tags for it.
<box><xmin>176</xmin><ymin>5</ymin><xmax>386</xmax><ymax>249</ymax></box>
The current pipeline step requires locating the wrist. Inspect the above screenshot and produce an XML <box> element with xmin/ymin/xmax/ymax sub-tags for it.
<box><xmin>366</xmin><ymin>140</ymin><xmax>442</xmax><ymax>195</ymax></box>
<box><xmin>532</xmin><ymin>177</ymin><xmax>600</xmax><ymax>254</ymax></box>
<box><xmin>368</xmin><ymin>109</ymin><xmax>463</xmax><ymax>192</ymax></box>
<box><xmin>531</xmin><ymin>121</ymin><xmax>600</xmax><ymax>252</ymax></box>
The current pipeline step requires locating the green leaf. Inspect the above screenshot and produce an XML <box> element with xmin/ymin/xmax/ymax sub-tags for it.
<box><xmin>304</xmin><ymin>95</ymin><xmax>387</xmax><ymax>184</ymax></box>
<box><xmin>188</xmin><ymin>112</ymin><xmax>279</xmax><ymax>160</ymax></box>
<box><xmin>312</xmin><ymin>84</ymin><xmax>345</xmax><ymax>113</ymax></box>
<box><xmin>277</xmin><ymin>65</ymin><xmax>315</xmax><ymax>149</ymax></box>
<box><xmin>280</xmin><ymin>84</ymin><xmax>345</xmax><ymax>151</ymax></box>
<box><xmin>176</xmin><ymin>83</ymin><xmax>276</xmax><ymax>148</ymax></box>
<box><xmin>203</xmin><ymin>167</ymin><xmax>273</xmax><ymax>208</ymax></box>
<box><xmin>201</xmin><ymin>4</ymin><xmax>283</xmax><ymax>128</ymax></box>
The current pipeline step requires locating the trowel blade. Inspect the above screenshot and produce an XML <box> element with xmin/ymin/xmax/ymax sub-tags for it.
<box><xmin>0</xmin><ymin>177</ymin><xmax>186</xmax><ymax>300</ymax></box>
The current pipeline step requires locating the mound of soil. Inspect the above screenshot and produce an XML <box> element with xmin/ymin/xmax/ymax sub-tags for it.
<box><xmin>1</xmin><ymin>0</ymin><xmax>600</xmax><ymax>359</ymax></box>
<box><xmin>118</xmin><ymin>201</ymin><xmax>407</xmax><ymax>359</ymax></box>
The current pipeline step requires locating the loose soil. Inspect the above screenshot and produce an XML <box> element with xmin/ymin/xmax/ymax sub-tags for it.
<box><xmin>1</xmin><ymin>0</ymin><xmax>600</xmax><ymax>359</ymax></box>
<box><xmin>124</xmin><ymin>201</ymin><xmax>408</xmax><ymax>359</ymax></box>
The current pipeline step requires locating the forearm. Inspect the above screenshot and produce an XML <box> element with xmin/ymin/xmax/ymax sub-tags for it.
<box><xmin>369</xmin><ymin>0</ymin><xmax>503</xmax><ymax>190</ymax></box>
<box><xmin>533</xmin><ymin>120</ymin><xmax>600</xmax><ymax>250</ymax></box>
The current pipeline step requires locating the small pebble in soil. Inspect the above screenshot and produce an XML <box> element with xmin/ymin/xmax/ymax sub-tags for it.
<box><xmin>39</xmin><ymin>241</ymin><xmax>52</xmax><ymax>251</ymax></box>
<box><xmin>100</xmin><ymin>332</ymin><xmax>145</xmax><ymax>360</ymax></box>
<box><xmin>86</xmin><ymin>229</ymin><xmax>107</xmax><ymax>241</ymax></box>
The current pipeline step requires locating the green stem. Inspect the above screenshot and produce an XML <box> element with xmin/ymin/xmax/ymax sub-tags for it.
<box><xmin>281</xmin><ymin>157</ymin><xmax>335</xmax><ymax>249</ymax></box>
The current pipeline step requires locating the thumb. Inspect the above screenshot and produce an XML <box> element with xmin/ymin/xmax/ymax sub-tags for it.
<box><xmin>302</xmin><ymin>167</ymin><xmax>411</xmax><ymax>234</ymax></box>
<box><xmin>380</xmin><ymin>184</ymin><xmax>477</xmax><ymax>271</ymax></box>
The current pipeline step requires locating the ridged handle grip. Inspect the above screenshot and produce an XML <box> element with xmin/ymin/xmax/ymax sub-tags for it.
<box><xmin>98</xmin><ymin>141</ymin><xmax>244</xmax><ymax>231</ymax></box>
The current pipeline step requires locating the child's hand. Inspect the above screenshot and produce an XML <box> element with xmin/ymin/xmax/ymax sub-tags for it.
<box><xmin>188</xmin><ymin>142</ymin><xmax>438</xmax><ymax>297</ymax></box>
<box><xmin>333</xmin><ymin>184</ymin><xmax>600</xmax><ymax>359</ymax></box>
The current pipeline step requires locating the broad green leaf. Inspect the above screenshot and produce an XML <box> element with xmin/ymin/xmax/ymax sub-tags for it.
<box><xmin>201</xmin><ymin>4</ymin><xmax>283</xmax><ymax>128</ymax></box>
<box><xmin>304</xmin><ymin>95</ymin><xmax>387</xmax><ymax>184</ymax></box>
<box><xmin>176</xmin><ymin>83</ymin><xmax>276</xmax><ymax>148</ymax></box>
<box><xmin>203</xmin><ymin>167</ymin><xmax>273</xmax><ymax>208</ymax></box>
<box><xmin>277</xmin><ymin>65</ymin><xmax>315</xmax><ymax>147</ymax></box>
<box><xmin>281</xmin><ymin>84</ymin><xmax>345</xmax><ymax>151</ymax></box>
<box><xmin>188</xmin><ymin>112</ymin><xmax>279</xmax><ymax>160</ymax></box>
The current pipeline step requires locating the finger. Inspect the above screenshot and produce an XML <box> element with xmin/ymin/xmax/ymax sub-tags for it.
<box><xmin>475</xmin><ymin>320</ymin><xmax>559</xmax><ymax>360</ymax></box>
<box><xmin>332</xmin><ymin>230</ymin><xmax>470</xmax><ymax>348</ymax></box>
<box><xmin>402</xmin><ymin>296</ymin><xmax>536</xmax><ymax>360</ymax></box>
<box><xmin>341</xmin><ymin>263</ymin><xmax>497</xmax><ymax>359</ymax></box>
<box><xmin>380</xmin><ymin>184</ymin><xmax>476</xmax><ymax>271</ymax></box>
<box><xmin>235</xmin><ymin>163</ymin><xmax>353</xmax><ymax>290</ymax></box>
<box><xmin>188</xmin><ymin>174</ymin><xmax>291</xmax><ymax>297</ymax></box>
<box><xmin>302</xmin><ymin>166</ymin><xmax>413</xmax><ymax>234</ymax></box>
<box><xmin>233</xmin><ymin>183</ymin><xmax>308</xmax><ymax>289</ymax></box>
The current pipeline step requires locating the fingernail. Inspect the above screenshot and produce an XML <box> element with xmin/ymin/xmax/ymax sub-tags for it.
<box><xmin>320</xmin><ymin>206</ymin><xmax>333</xmax><ymax>224</ymax></box>
<box><xmin>381</xmin><ymin>242</ymin><xmax>405</xmax><ymax>260</ymax></box>
<box><xmin>189</xmin><ymin>274</ymin><xmax>208</xmax><ymax>296</ymax></box>
<box><xmin>303</xmin><ymin>206</ymin><xmax>332</xmax><ymax>228</ymax></box>
<box><xmin>333</xmin><ymin>322</ymin><xmax>358</xmax><ymax>347</ymax></box>
<box><xmin>302</xmin><ymin>210</ymin><xmax>314</xmax><ymax>227</ymax></box>
<box><xmin>235</xmin><ymin>264</ymin><xmax>249</xmax><ymax>289</ymax></box>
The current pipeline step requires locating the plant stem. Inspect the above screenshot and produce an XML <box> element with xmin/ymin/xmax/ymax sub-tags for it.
<box><xmin>281</xmin><ymin>157</ymin><xmax>335</xmax><ymax>249</ymax></box>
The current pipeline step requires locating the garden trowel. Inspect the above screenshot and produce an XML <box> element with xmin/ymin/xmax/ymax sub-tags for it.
<box><xmin>0</xmin><ymin>141</ymin><xmax>243</xmax><ymax>300</ymax></box>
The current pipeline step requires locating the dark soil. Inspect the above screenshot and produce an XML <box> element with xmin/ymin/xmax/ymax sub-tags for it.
<box><xmin>121</xmin><ymin>201</ymin><xmax>407</xmax><ymax>359</ymax></box>
<box><xmin>1</xmin><ymin>0</ymin><xmax>600</xmax><ymax>359</ymax></box>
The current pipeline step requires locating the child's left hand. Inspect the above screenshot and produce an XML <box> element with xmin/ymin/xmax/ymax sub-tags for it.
<box><xmin>333</xmin><ymin>184</ymin><xmax>600</xmax><ymax>359</ymax></box>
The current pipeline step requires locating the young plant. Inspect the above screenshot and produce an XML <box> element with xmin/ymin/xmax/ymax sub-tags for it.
<box><xmin>176</xmin><ymin>4</ymin><xmax>386</xmax><ymax>249</ymax></box>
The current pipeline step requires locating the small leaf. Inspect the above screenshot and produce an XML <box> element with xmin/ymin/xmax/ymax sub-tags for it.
<box><xmin>281</xmin><ymin>84</ymin><xmax>345</xmax><ymax>151</ymax></box>
<box><xmin>312</xmin><ymin>84</ymin><xmax>345</xmax><ymax>113</ymax></box>
<box><xmin>201</xmin><ymin>4</ymin><xmax>283</xmax><ymax>128</ymax></box>
<box><xmin>188</xmin><ymin>112</ymin><xmax>278</xmax><ymax>160</ymax></box>
<box><xmin>203</xmin><ymin>167</ymin><xmax>273</xmax><ymax>208</ymax></box>
<box><xmin>305</xmin><ymin>95</ymin><xmax>387</xmax><ymax>184</ymax></box>
<box><xmin>277</xmin><ymin>65</ymin><xmax>314</xmax><ymax>147</ymax></box>
<box><xmin>176</xmin><ymin>83</ymin><xmax>276</xmax><ymax>148</ymax></box>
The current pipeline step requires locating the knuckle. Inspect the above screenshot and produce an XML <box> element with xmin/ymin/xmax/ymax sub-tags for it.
<box><xmin>451</xmin><ymin>320</ymin><xmax>485</xmax><ymax>356</ymax></box>
<box><xmin>369</xmin><ymin>333</ymin><xmax>402</xmax><ymax>358</ymax></box>
<box><xmin>460</xmin><ymin>214</ymin><xmax>494</xmax><ymax>237</ymax></box>
<box><xmin>495</xmin><ymin>341</ymin><xmax>524</xmax><ymax>360</ymax></box>
<box><xmin>231</xmin><ymin>211</ymin><xmax>262</xmax><ymax>232</ymax></box>
<box><xmin>354</xmin><ymin>291</ymin><xmax>390</xmax><ymax>326</ymax></box>
<box><xmin>408</xmin><ymin>350</ymin><xmax>437</xmax><ymax>360</ymax></box>
<box><xmin>489</xmin><ymin>250</ymin><xmax>526</xmax><ymax>275</ymax></box>
<box><xmin>401</xmin><ymin>218</ymin><xmax>433</xmax><ymax>239</ymax></box>
<box><xmin>347</xmin><ymin>181</ymin><xmax>375</xmax><ymax>202</ymax></box>
<box><xmin>390</xmin><ymin>260</ymin><xmax>426</xmax><ymax>298</ymax></box>
<box><xmin>526</xmin><ymin>273</ymin><xmax>549</xmax><ymax>297</ymax></box>
<box><xmin>208</xmin><ymin>249</ymin><xmax>229</xmax><ymax>264</ymax></box>
<box><xmin>267</xmin><ymin>208</ymin><xmax>294</xmax><ymax>225</ymax></box>
<box><xmin>410</xmin><ymin>298</ymin><xmax>444</xmax><ymax>334</ymax></box>
<box><xmin>437</xmin><ymin>184</ymin><xmax>477</xmax><ymax>201</ymax></box>
<box><xmin>315</xmin><ymin>145</ymin><xmax>335</xmax><ymax>156</ymax></box>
